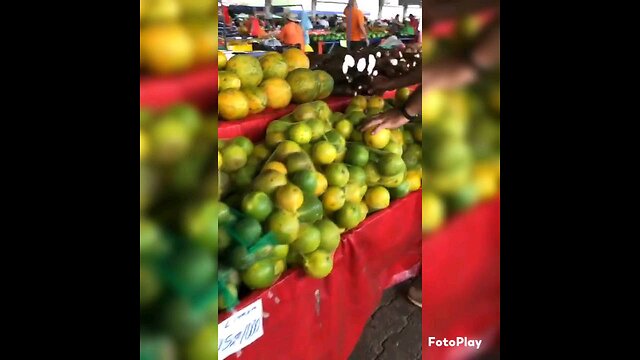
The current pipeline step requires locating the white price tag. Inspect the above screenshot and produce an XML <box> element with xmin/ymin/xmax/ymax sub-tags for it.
<box><xmin>218</xmin><ymin>299</ymin><xmax>264</xmax><ymax>360</ymax></box>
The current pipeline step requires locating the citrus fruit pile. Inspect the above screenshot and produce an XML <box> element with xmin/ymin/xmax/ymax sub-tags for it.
<box><xmin>421</xmin><ymin>20</ymin><xmax>500</xmax><ymax>235</ymax></box>
<box><xmin>218</xmin><ymin>48</ymin><xmax>334</xmax><ymax>121</ymax></box>
<box><xmin>218</xmin><ymin>91</ymin><xmax>423</xmax><ymax>310</ymax></box>
<box><xmin>422</xmin><ymin>76</ymin><xmax>500</xmax><ymax>234</ymax></box>
<box><xmin>140</xmin><ymin>103</ymin><xmax>218</xmax><ymax>360</ymax></box>
<box><xmin>140</xmin><ymin>0</ymin><xmax>216</xmax><ymax>75</ymax></box>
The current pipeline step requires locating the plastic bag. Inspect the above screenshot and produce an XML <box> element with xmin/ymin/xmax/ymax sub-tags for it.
<box><xmin>379</xmin><ymin>35</ymin><xmax>404</xmax><ymax>48</ymax></box>
<box><xmin>217</xmin><ymin>266</ymin><xmax>240</xmax><ymax>310</ymax></box>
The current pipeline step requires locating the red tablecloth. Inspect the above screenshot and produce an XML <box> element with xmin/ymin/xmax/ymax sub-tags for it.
<box><xmin>219</xmin><ymin>190</ymin><xmax>422</xmax><ymax>360</ymax></box>
<box><xmin>140</xmin><ymin>66</ymin><xmax>217</xmax><ymax>111</ymax></box>
<box><xmin>423</xmin><ymin>197</ymin><xmax>501</xmax><ymax>360</ymax></box>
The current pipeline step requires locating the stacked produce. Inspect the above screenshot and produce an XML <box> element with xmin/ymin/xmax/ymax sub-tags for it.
<box><xmin>310</xmin><ymin>45</ymin><xmax>422</xmax><ymax>96</ymax></box>
<box><xmin>422</xmin><ymin>15</ymin><xmax>500</xmax><ymax>234</ymax></box>
<box><xmin>311</xmin><ymin>32</ymin><xmax>346</xmax><ymax>42</ymax></box>
<box><xmin>140</xmin><ymin>104</ymin><xmax>218</xmax><ymax>360</ymax></box>
<box><xmin>218</xmin><ymin>89</ymin><xmax>422</xmax><ymax>311</ymax></box>
<box><xmin>140</xmin><ymin>0</ymin><xmax>216</xmax><ymax>75</ymax></box>
<box><xmin>217</xmin><ymin>49</ymin><xmax>334</xmax><ymax>121</ymax></box>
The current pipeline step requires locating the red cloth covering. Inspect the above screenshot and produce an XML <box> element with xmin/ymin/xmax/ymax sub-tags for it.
<box><xmin>422</xmin><ymin>197</ymin><xmax>501</xmax><ymax>360</ymax></box>
<box><xmin>140</xmin><ymin>66</ymin><xmax>217</xmax><ymax>112</ymax></box>
<box><xmin>219</xmin><ymin>190</ymin><xmax>422</xmax><ymax>360</ymax></box>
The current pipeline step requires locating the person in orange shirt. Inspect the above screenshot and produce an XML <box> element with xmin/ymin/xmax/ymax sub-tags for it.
<box><xmin>278</xmin><ymin>14</ymin><xmax>305</xmax><ymax>49</ymax></box>
<box><xmin>247</xmin><ymin>13</ymin><xmax>267</xmax><ymax>38</ymax></box>
<box><xmin>343</xmin><ymin>0</ymin><xmax>368</xmax><ymax>50</ymax></box>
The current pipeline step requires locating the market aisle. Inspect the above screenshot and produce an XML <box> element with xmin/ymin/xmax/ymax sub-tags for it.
<box><xmin>349</xmin><ymin>279</ymin><xmax>422</xmax><ymax>360</ymax></box>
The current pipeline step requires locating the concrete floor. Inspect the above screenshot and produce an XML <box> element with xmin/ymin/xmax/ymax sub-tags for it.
<box><xmin>349</xmin><ymin>279</ymin><xmax>500</xmax><ymax>360</ymax></box>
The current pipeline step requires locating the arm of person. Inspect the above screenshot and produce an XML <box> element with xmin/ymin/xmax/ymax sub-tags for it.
<box><xmin>370</xmin><ymin>65</ymin><xmax>422</xmax><ymax>93</ymax></box>
<box><xmin>422</xmin><ymin>16</ymin><xmax>499</xmax><ymax>91</ymax></box>
<box><xmin>359</xmin><ymin>86</ymin><xmax>422</xmax><ymax>134</ymax></box>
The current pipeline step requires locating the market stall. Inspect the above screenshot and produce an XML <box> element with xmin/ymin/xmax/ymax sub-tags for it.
<box><xmin>215</xmin><ymin>39</ymin><xmax>424</xmax><ymax>359</ymax></box>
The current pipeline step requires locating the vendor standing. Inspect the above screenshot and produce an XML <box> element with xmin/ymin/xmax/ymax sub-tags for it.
<box><xmin>278</xmin><ymin>13</ymin><xmax>305</xmax><ymax>49</ymax></box>
<box><xmin>343</xmin><ymin>0</ymin><xmax>368</xmax><ymax>50</ymax></box>
<box><xmin>247</xmin><ymin>13</ymin><xmax>267</xmax><ymax>38</ymax></box>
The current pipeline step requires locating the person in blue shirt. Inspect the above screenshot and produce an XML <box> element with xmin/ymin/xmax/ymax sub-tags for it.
<box><xmin>300</xmin><ymin>10</ymin><xmax>314</xmax><ymax>49</ymax></box>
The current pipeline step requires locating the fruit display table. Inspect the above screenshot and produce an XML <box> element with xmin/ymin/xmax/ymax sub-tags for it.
<box><xmin>140</xmin><ymin>66</ymin><xmax>217</xmax><ymax>111</ymax></box>
<box><xmin>219</xmin><ymin>190</ymin><xmax>422</xmax><ymax>360</ymax></box>
<box><xmin>218</xmin><ymin>85</ymin><xmax>419</xmax><ymax>141</ymax></box>
<box><xmin>218</xmin><ymin>97</ymin><xmax>352</xmax><ymax>142</ymax></box>
<box><xmin>423</xmin><ymin>197</ymin><xmax>501</xmax><ymax>360</ymax></box>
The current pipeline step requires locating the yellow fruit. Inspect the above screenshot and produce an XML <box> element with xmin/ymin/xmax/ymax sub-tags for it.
<box><xmin>312</xmin><ymin>141</ymin><xmax>337</xmax><ymax>165</ymax></box>
<box><xmin>226</xmin><ymin>54</ymin><xmax>264</xmax><ymax>88</ymax></box>
<box><xmin>292</xmin><ymin>102</ymin><xmax>318</xmax><ymax>122</ymax></box>
<box><xmin>389</xmin><ymin>129</ymin><xmax>404</xmax><ymax>145</ymax></box>
<box><xmin>140</xmin><ymin>130</ymin><xmax>150</xmax><ymax>161</ymax></box>
<box><xmin>287</xmin><ymin>123</ymin><xmax>312</xmax><ymax>144</ymax></box>
<box><xmin>314</xmin><ymin>172</ymin><xmax>328</xmax><ymax>196</ymax></box>
<box><xmin>423</xmin><ymin>192</ymin><xmax>445</xmax><ymax>233</ymax></box>
<box><xmin>286</xmin><ymin>68</ymin><xmax>320</xmax><ymax>104</ymax></box>
<box><xmin>217</xmin><ymin>150</ymin><xmax>222</xmax><ymax>170</ymax></box>
<box><xmin>367</xmin><ymin>96</ymin><xmax>385</xmax><ymax>110</ymax></box>
<box><xmin>272</xmin><ymin>140</ymin><xmax>302</xmax><ymax>161</ymax></box>
<box><xmin>220</xmin><ymin>144</ymin><xmax>248</xmax><ymax>172</ymax></box>
<box><xmin>364</xmin><ymin>128</ymin><xmax>391</xmax><ymax>149</ymax></box>
<box><xmin>322</xmin><ymin>186</ymin><xmax>345</xmax><ymax>212</ymax></box>
<box><xmin>143</xmin><ymin>0</ymin><xmax>181</xmax><ymax>23</ymax></box>
<box><xmin>263</xmin><ymin>161</ymin><xmax>288</xmax><ymax>175</ymax></box>
<box><xmin>344</xmin><ymin>183</ymin><xmax>364</xmax><ymax>203</ymax></box>
<box><xmin>265</xmin><ymin>131</ymin><xmax>286</xmax><ymax>148</ymax></box>
<box><xmin>424</xmin><ymin>90</ymin><xmax>446</xmax><ymax>124</ymax></box>
<box><xmin>218</xmin><ymin>71</ymin><xmax>242</xmax><ymax>91</ymax></box>
<box><xmin>275</xmin><ymin>183</ymin><xmax>304</xmax><ymax>212</ymax></box>
<box><xmin>268</xmin><ymin>210</ymin><xmax>300</xmax><ymax>244</ymax></box>
<box><xmin>334</xmin><ymin>119</ymin><xmax>353</xmax><ymax>139</ymax></box>
<box><xmin>261</xmin><ymin>78</ymin><xmax>293</xmax><ymax>109</ymax></box>
<box><xmin>218</xmin><ymin>89</ymin><xmax>250</xmax><ymax>120</ymax></box>
<box><xmin>187</xmin><ymin>22</ymin><xmax>216</xmax><ymax>65</ymax></box>
<box><xmin>218</xmin><ymin>51</ymin><xmax>227</xmax><ymax>69</ymax></box>
<box><xmin>282</xmin><ymin>48</ymin><xmax>310</xmax><ymax>72</ymax></box>
<box><xmin>252</xmin><ymin>143</ymin><xmax>271</xmax><ymax>162</ymax></box>
<box><xmin>253</xmin><ymin>170</ymin><xmax>288</xmax><ymax>195</ymax></box>
<box><xmin>473</xmin><ymin>165</ymin><xmax>499</xmax><ymax>200</ymax></box>
<box><xmin>406</xmin><ymin>169</ymin><xmax>422</xmax><ymax>191</ymax></box>
<box><xmin>260</xmin><ymin>52</ymin><xmax>289</xmax><ymax>79</ymax></box>
<box><xmin>351</xmin><ymin>95</ymin><xmax>367</xmax><ymax>110</ymax></box>
<box><xmin>314</xmin><ymin>70</ymin><xmax>334</xmax><ymax>99</ymax></box>
<box><xmin>140</xmin><ymin>24</ymin><xmax>194</xmax><ymax>75</ymax></box>
<box><xmin>364</xmin><ymin>186</ymin><xmax>390</xmax><ymax>211</ymax></box>
<box><xmin>242</xmin><ymin>86</ymin><xmax>268</xmax><ymax>114</ymax></box>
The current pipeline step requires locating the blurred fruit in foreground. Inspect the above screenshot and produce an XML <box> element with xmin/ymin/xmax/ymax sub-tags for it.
<box><xmin>186</xmin><ymin>324</ymin><xmax>218</xmax><ymax>360</ymax></box>
<box><xmin>423</xmin><ymin>192</ymin><xmax>445</xmax><ymax>233</ymax></box>
<box><xmin>140</xmin><ymin>24</ymin><xmax>194</xmax><ymax>75</ymax></box>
